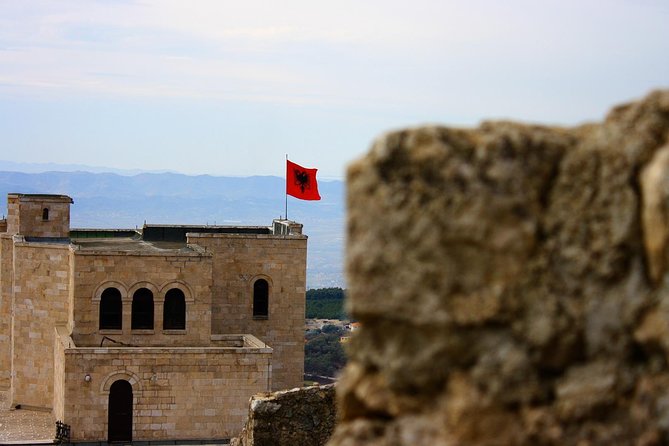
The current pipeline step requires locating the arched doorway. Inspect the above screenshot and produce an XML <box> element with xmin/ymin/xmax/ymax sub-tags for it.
<box><xmin>108</xmin><ymin>380</ymin><xmax>132</xmax><ymax>442</ymax></box>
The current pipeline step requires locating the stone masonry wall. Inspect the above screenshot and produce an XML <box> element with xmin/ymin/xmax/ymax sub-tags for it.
<box><xmin>53</xmin><ymin>327</ymin><xmax>66</xmax><ymax>422</ymax></box>
<box><xmin>11</xmin><ymin>241</ymin><xmax>71</xmax><ymax>408</ymax></box>
<box><xmin>5</xmin><ymin>198</ymin><xmax>18</xmax><ymax>235</ymax></box>
<box><xmin>191</xmin><ymin>233</ymin><xmax>307</xmax><ymax>391</ymax></box>
<box><xmin>0</xmin><ymin>235</ymin><xmax>13</xmax><ymax>390</ymax></box>
<box><xmin>71</xmin><ymin>251</ymin><xmax>213</xmax><ymax>347</ymax></box>
<box><xmin>329</xmin><ymin>91</ymin><xmax>669</xmax><ymax>445</ymax></box>
<box><xmin>232</xmin><ymin>384</ymin><xmax>336</xmax><ymax>446</ymax></box>
<box><xmin>57</xmin><ymin>336</ymin><xmax>272</xmax><ymax>442</ymax></box>
<box><xmin>7</xmin><ymin>195</ymin><xmax>72</xmax><ymax>238</ymax></box>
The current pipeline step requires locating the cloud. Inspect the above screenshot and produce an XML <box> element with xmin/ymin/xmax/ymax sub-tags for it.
<box><xmin>0</xmin><ymin>0</ymin><xmax>667</xmax><ymax>178</ymax></box>
<box><xmin>0</xmin><ymin>0</ymin><xmax>667</xmax><ymax>123</ymax></box>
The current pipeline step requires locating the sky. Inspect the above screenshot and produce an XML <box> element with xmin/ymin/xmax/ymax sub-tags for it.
<box><xmin>0</xmin><ymin>0</ymin><xmax>668</xmax><ymax>178</ymax></box>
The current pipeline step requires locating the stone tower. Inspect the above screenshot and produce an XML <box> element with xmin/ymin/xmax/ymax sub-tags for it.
<box><xmin>5</xmin><ymin>193</ymin><xmax>73</xmax><ymax>238</ymax></box>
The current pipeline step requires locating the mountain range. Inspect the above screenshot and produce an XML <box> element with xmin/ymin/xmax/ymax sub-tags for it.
<box><xmin>0</xmin><ymin>168</ymin><xmax>345</xmax><ymax>288</ymax></box>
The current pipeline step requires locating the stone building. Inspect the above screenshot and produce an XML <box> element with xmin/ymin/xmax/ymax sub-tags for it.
<box><xmin>0</xmin><ymin>193</ymin><xmax>307</xmax><ymax>442</ymax></box>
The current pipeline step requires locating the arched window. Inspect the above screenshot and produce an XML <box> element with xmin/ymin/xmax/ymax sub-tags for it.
<box><xmin>42</xmin><ymin>208</ymin><xmax>49</xmax><ymax>221</ymax></box>
<box><xmin>253</xmin><ymin>279</ymin><xmax>269</xmax><ymax>319</ymax></box>
<box><xmin>99</xmin><ymin>287</ymin><xmax>122</xmax><ymax>330</ymax></box>
<box><xmin>163</xmin><ymin>288</ymin><xmax>186</xmax><ymax>330</ymax></box>
<box><xmin>131</xmin><ymin>288</ymin><xmax>154</xmax><ymax>329</ymax></box>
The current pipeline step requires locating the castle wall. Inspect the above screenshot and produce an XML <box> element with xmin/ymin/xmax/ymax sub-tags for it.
<box><xmin>0</xmin><ymin>234</ymin><xmax>14</xmax><ymax>389</ymax></box>
<box><xmin>231</xmin><ymin>384</ymin><xmax>336</xmax><ymax>446</ymax></box>
<box><xmin>53</xmin><ymin>327</ymin><xmax>67</xmax><ymax>422</ymax></box>
<box><xmin>5</xmin><ymin>198</ymin><xmax>18</xmax><ymax>235</ymax></box>
<box><xmin>71</xmin><ymin>251</ymin><xmax>213</xmax><ymax>347</ymax></box>
<box><xmin>10</xmin><ymin>240</ymin><xmax>72</xmax><ymax>408</ymax></box>
<box><xmin>1</xmin><ymin>191</ymin><xmax>310</xmax><ymax>441</ymax></box>
<box><xmin>190</xmin><ymin>233</ymin><xmax>306</xmax><ymax>391</ymax></box>
<box><xmin>6</xmin><ymin>194</ymin><xmax>72</xmax><ymax>238</ymax></box>
<box><xmin>58</xmin><ymin>337</ymin><xmax>271</xmax><ymax>441</ymax></box>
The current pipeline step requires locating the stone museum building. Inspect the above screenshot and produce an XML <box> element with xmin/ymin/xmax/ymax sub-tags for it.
<box><xmin>0</xmin><ymin>193</ymin><xmax>307</xmax><ymax>442</ymax></box>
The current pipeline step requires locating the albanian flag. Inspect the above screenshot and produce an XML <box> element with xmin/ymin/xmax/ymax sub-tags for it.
<box><xmin>286</xmin><ymin>160</ymin><xmax>321</xmax><ymax>200</ymax></box>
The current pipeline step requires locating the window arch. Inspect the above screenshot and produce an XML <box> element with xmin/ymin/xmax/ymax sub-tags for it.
<box><xmin>99</xmin><ymin>287</ymin><xmax>122</xmax><ymax>330</ymax></box>
<box><xmin>163</xmin><ymin>288</ymin><xmax>186</xmax><ymax>330</ymax></box>
<box><xmin>42</xmin><ymin>208</ymin><xmax>49</xmax><ymax>221</ymax></box>
<box><xmin>253</xmin><ymin>279</ymin><xmax>269</xmax><ymax>319</ymax></box>
<box><xmin>131</xmin><ymin>288</ymin><xmax>154</xmax><ymax>329</ymax></box>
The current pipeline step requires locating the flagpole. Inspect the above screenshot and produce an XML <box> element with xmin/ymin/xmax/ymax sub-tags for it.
<box><xmin>285</xmin><ymin>154</ymin><xmax>288</xmax><ymax>220</ymax></box>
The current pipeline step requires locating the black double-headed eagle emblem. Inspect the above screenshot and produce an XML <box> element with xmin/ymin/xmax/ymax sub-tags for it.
<box><xmin>294</xmin><ymin>168</ymin><xmax>311</xmax><ymax>193</ymax></box>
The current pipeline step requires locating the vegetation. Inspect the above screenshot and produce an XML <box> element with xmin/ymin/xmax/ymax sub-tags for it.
<box><xmin>306</xmin><ymin>288</ymin><xmax>345</xmax><ymax>300</ymax></box>
<box><xmin>304</xmin><ymin>324</ymin><xmax>347</xmax><ymax>377</ymax></box>
<box><xmin>306</xmin><ymin>287</ymin><xmax>346</xmax><ymax>319</ymax></box>
<box><xmin>304</xmin><ymin>289</ymin><xmax>349</xmax><ymax>377</ymax></box>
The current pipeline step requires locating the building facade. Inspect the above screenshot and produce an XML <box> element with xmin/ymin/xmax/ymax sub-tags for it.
<box><xmin>0</xmin><ymin>193</ymin><xmax>307</xmax><ymax>442</ymax></box>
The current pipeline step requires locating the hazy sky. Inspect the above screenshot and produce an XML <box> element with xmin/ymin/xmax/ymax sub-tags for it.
<box><xmin>1</xmin><ymin>0</ymin><xmax>667</xmax><ymax>178</ymax></box>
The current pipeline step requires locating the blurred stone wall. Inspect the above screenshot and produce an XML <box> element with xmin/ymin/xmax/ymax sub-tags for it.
<box><xmin>329</xmin><ymin>91</ymin><xmax>669</xmax><ymax>445</ymax></box>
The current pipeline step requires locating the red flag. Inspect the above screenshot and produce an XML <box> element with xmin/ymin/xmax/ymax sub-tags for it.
<box><xmin>286</xmin><ymin>160</ymin><xmax>321</xmax><ymax>200</ymax></box>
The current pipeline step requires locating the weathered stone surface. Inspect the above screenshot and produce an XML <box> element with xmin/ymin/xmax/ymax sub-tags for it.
<box><xmin>232</xmin><ymin>384</ymin><xmax>336</xmax><ymax>446</ymax></box>
<box><xmin>641</xmin><ymin>143</ymin><xmax>669</xmax><ymax>285</ymax></box>
<box><xmin>330</xmin><ymin>90</ymin><xmax>669</xmax><ymax>445</ymax></box>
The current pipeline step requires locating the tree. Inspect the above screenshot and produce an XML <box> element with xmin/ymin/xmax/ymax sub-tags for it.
<box><xmin>304</xmin><ymin>331</ymin><xmax>347</xmax><ymax>377</ymax></box>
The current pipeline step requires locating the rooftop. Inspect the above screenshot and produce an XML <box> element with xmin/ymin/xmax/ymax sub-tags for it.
<box><xmin>72</xmin><ymin>236</ymin><xmax>198</xmax><ymax>254</ymax></box>
<box><xmin>8</xmin><ymin>193</ymin><xmax>73</xmax><ymax>203</ymax></box>
<box><xmin>142</xmin><ymin>224</ymin><xmax>271</xmax><ymax>242</ymax></box>
<box><xmin>69</xmin><ymin>220</ymin><xmax>304</xmax><ymax>253</ymax></box>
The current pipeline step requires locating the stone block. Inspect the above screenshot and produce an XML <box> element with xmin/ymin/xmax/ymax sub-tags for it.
<box><xmin>330</xmin><ymin>90</ymin><xmax>669</xmax><ymax>446</ymax></box>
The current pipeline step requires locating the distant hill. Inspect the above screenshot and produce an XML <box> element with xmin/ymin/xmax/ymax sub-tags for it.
<box><xmin>0</xmin><ymin>160</ymin><xmax>173</xmax><ymax>176</ymax></box>
<box><xmin>0</xmin><ymin>170</ymin><xmax>344</xmax><ymax>288</ymax></box>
